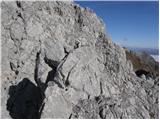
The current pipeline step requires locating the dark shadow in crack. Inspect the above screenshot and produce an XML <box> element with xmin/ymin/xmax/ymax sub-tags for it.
<box><xmin>7</xmin><ymin>63</ymin><xmax>60</xmax><ymax>119</ymax></box>
<box><xmin>135</xmin><ymin>69</ymin><xmax>150</xmax><ymax>77</ymax></box>
<box><xmin>44</xmin><ymin>69</ymin><xmax>64</xmax><ymax>89</ymax></box>
<box><xmin>7</xmin><ymin>78</ymin><xmax>44</xmax><ymax>119</ymax></box>
<box><xmin>7</xmin><ymin>51</ymin><xmax>64</xmax><ymax>119</ymax></box>
<box><xmin>44</xmin><ymin>56</ymin><xmax>64</xmax><ymax>89</ymax></box>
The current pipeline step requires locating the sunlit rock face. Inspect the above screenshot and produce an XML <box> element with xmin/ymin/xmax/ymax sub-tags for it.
<box><xmin>1</xmin><ymin>1</ymin><xmax>158</xmax><ymax>119</ymax></box>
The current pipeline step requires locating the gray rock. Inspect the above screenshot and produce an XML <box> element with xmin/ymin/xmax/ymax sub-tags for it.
<box><xmin>1</xmin><ymin>1</ymin><xmax>158</xmax><ymax>119</ymax></box>
<box><xmin>140</xmin><ymin>74</ymin><xmax>146</xmax><ymax>80</ymax></box>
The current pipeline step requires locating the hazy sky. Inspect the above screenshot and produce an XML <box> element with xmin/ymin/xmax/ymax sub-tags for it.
<box><xmin>76</xmin><ymin>1</ymin><xmax>159</xmax><ymax>49</ymax></box>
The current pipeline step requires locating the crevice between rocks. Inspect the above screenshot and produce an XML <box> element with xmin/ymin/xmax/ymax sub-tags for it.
<box><xmin>7</xmin><ymin>50</ymin><xmax>61</xmax><ymax>118</ymax></box>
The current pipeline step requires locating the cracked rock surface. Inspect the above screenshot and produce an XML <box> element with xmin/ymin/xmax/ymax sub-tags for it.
<box><xmin>1</xmin><ymin>1</ymin><xmax>159</xmax><ymax>119</ymax></box>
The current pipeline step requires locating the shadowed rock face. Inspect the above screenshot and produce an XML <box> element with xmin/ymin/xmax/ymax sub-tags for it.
<box><xmin>7</xmin><ymin>78</ymin><xmax>43</xmax><ymax>119</ymax></box>
<box><xmin>1</xmin><ymin>1</ymin><xmax>159</xmax><ymax>119</ymax></box>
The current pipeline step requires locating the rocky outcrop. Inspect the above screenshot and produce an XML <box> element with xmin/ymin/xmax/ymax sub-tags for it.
<box><xmin>1</xmin><ymin>1</ymin><xmax>159</xmax><ymax>119</ymax></box>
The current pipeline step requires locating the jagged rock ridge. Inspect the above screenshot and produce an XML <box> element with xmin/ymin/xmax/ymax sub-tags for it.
<box><xmin>1</xmin><ymin>1</ymin><xmax>159</xmax><ymax>119</ymax></box>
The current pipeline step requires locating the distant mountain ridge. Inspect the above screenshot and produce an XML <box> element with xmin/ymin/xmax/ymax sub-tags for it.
<box><xmin>125</xmin><ymin>47</ymin><xmax>159</xmax><ymax>55</ymax></box>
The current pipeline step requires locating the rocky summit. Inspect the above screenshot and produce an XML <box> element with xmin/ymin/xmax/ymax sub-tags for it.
<box><xmin>1</xmin><ymin>1</ymin><xmax>159</xmax><ymax>119</ymax></box>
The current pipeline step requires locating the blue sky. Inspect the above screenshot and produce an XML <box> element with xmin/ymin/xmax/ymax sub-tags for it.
<box><xmin>76</xmin><ymin>1</ymin><xmax>159</xmax><ymax>49</ymax></box>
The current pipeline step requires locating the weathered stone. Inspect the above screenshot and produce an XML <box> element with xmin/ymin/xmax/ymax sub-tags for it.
<box><xmin>1</xmin><ymin>1</ymin><xmax>158</xmax><ymax>119</ymax></box>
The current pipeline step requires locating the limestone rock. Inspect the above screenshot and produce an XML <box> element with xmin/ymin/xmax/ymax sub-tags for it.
<box><xmin>1</xmin><ymin>1</ymin><xmax>159</xmax><ymax>119</ymax></box>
